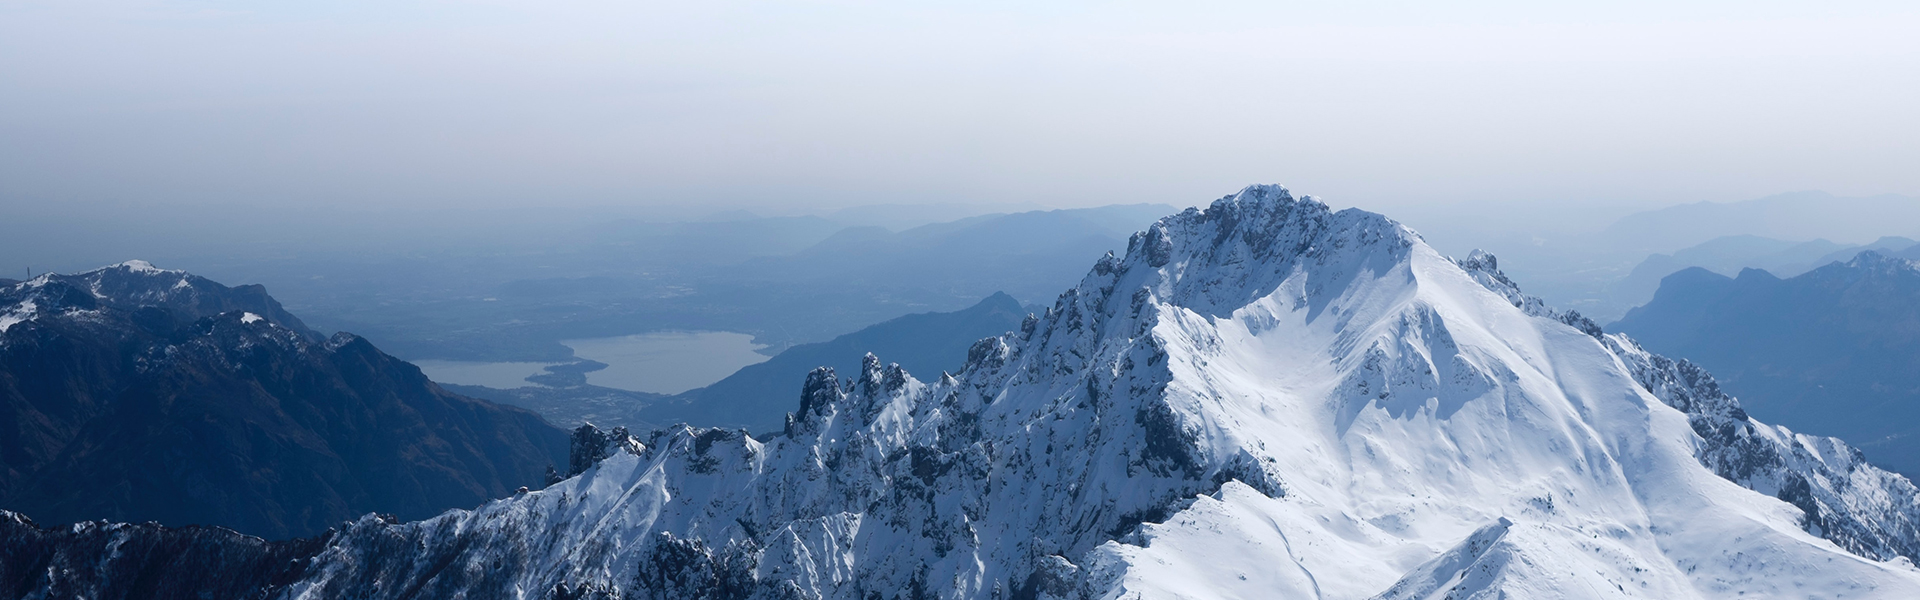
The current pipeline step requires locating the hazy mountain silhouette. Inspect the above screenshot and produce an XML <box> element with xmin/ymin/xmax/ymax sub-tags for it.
<box><xmin>258</xmin><ymin>204</ymin><xmax>1170</xmax><ymax>365</ymax></box>
<box><xmin>1601</xmin><ymin>191</ymin><xmax>1920</xmax><ymax>254</ymax></box>
<box><xmin>728</xmin><ymin>204</ymin><xmax>1178</xmax><ymax>305</ymax></box>
<box><xmin>1608</xmin><ymin>235</ymin><xmax>1856</xmax><ymax>309</ymax></box>
<box><xmin>1794</xmin><ymin>236</ymin><xmax>1920</xmax><ymax>274</ymax></box>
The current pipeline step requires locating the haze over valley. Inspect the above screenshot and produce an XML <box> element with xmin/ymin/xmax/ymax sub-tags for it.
<box><xmin>4</xmin><ymin>1</ymin><xmax>1919</xmax><ymax>599</ymax></box>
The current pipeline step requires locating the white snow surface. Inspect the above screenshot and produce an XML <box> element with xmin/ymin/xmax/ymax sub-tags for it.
<box><xmin>282</xmin><ymin>186</ymin><xmax>1920</xmax><ymax>599</ymax></box>
<box><xmin>0</xmin><ymin>300</ymin><xmax>33</xmax><ymax>333</ymax></box>
<box><xmin>114</xmin><ymin>259</ymin><xmax>172</xmax><ymax>274</ymax></box>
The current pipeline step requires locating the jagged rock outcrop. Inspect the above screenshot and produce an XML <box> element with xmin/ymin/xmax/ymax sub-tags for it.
<box><xmin>568</xmin><ymin>422</ymin><xmax>644</xmax><ymax>477</ymax></box>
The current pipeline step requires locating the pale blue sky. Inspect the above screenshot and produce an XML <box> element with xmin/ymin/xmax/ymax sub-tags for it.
<box><xmin>3</xmin><ymin>1</ymin><xmax>1916</xmax><ymax>216</ymax></box>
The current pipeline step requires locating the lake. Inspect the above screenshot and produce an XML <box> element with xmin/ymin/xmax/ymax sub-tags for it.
<box><xmin>561</xmin><ymin>331</ymin><xmax>770</xmax><ymax>394</ymax></box>
<box><xmin>412</xmin><ymin>330</ymin><xmax>771</xmax><ymax>394</ymax></box>
<box><xmin>412</xmin><ymin>360</ymin><xmax>555</xmax><ymax>389</ymax></box>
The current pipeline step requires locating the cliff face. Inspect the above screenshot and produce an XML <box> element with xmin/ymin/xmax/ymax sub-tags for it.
<box><xmin>0</xmin><ymin>262</ymin><xmax>570</xmax><ymax>538</ymax></box>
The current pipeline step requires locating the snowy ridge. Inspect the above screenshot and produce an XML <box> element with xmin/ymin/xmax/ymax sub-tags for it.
<box><xmin>1457</xmin><ymin>247</ymin><xmax>1920</xmax><ymax>564</ymax></box>
<box><xmin>109</xmin><ymin>259</ymin><xmax>179</xmax><ymax>274</ymax></box>
<box><xmin>1607</xmin><ymin>336</ymin><xmax>1920</xmax><ymax>562</ymax></box>
<box><xmin>1846</xmin><ymin>249</ymin><xmax>1920</xmax><ymax>274</ymax></box>
<box><xmin>0</xmin><ymin>260</ymin><xmax>312</xmax><ymax>342</ymax></box>
<box><xmin>34</xmin><ymin>187</ymin><xmax>1920</xmax><ymax>598</ymax></box>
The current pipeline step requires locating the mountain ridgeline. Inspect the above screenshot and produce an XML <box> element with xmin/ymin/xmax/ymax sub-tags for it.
<box><xmin>274</xmin><ymin>203</ymin><xmax>1174</xmax><ymax>364</ymax></box>
<box><xmin>1606</xmin><ymin>234</ymin><xmax>1918</xmax><ymax>310</ymax></box>
<box><xmin>0</xmin><ymin>262</ymin><xmax>569</xmax><ymax>539</ymax></box>
<box><xmin>10</xmin><ymin>189</ymin><xmax>1920</xmax><ymax>599</ymax></box>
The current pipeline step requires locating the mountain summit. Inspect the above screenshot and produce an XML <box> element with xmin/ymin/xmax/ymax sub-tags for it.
<box><xmin>11</xmin><ymin>186</ymin><xmax>1920</xmax><ymax>599</ymax></box>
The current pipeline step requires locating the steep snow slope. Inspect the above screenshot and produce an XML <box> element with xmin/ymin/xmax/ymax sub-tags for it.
<box><xmin>1460</xmin><ymin>252</ymin><xmax>1920</xmax><ymax>567</ymax></box>
<box><xmin>13</xmin><ymin>186</ymin><xmax>1920</xmax><ymax>599</ymax></box>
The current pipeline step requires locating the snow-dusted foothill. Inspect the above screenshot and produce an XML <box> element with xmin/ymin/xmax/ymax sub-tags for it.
<box><xmin>12</xmin><ymin>186</ymin><xmax>1920</xmax><ymax>599</ymax></box>
<box><xmin>0</xmin><ymin>259</ymin><xmax>315</xmax><ymax>339</ymax></box>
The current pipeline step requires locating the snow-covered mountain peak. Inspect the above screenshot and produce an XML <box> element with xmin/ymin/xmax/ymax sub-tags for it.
<box><xmin>1845</xmin><ymin>249</ymin><xmax>1920</xmax><ymax>273</ymax></box>
<box><xmin>951</xmin><ymin>191</ymin><xmax>1704</xmax><ymax>595</ymax></box>
<box><xmin>1091</xmin><ymin>184</ymin><xmax>1415</xmax><ymax>316</ymax></box>
<box><xmin>933</xmin><ymin>188</ymin><xmax>1920</xmax><ymax>597</ymax></box>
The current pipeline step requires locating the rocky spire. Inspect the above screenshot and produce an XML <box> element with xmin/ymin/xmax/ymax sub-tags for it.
<box><xmin>566</xmin><ymin>422</ymin><xmax>643</xmax><ymax>477</ymax></box>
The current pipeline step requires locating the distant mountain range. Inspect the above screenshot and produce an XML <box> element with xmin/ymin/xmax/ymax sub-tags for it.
<box><xmin>452</xmin><ymin>291</ymin><xmax>1030</xmax><ymax>433</ymax></box>
<box><xmin>1458</xmin><ymin>191</ymin><xmax>1920</xmax><ymax>324</ymax></box>
<box><xmin>1611</xmin><ymin>251</ymin><xmax>1920</xmax><ymax>476</ymax></box>
<box><xmin>225</xmin><ymin>203</ymin><xmax>1172</xmax><ymax>364</ymax></box>
<box><xmin>1599</xmin><ymin>191</ymin><xmax>1920</xmax><ymax>254</ymax></box>
<box><xmin>730</xmin><ymin>205</ymin><xmax>1178</xmax><ymax>305</ymax></box>
<box><xmin>0</xmin><ymin>262</ymin><xmax>568</xmax><ymax>538</ymax></box>
<box><xmin>1607</xmin><ymin>235</ymin><xmax>1918</xmax><ymax>309</ymax></box>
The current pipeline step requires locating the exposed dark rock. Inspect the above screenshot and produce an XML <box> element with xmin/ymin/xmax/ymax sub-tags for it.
<box><xmin>0</xmin><ymin>510</ymin><xmax>329</xmax><ymax>600</ymax></box>
<box><xmin>569</xmin><ymin>422</ymin><xmax>642</xmax><ymax>477</ymax></box>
